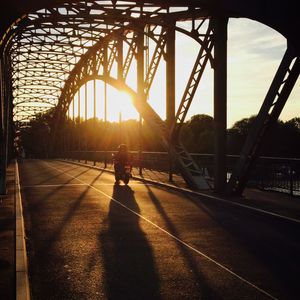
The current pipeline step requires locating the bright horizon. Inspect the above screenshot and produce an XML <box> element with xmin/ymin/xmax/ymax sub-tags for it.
<box><xmin>68</xmin><ymin>18</ymin><xmax>300</xmax><ymax>128</ymax></box>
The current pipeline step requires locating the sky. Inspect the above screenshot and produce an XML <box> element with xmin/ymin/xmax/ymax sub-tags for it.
<box><xmin>70</xmin><ymin>18</ymin><xmax>300</xmax><ymax>128</ymax></box>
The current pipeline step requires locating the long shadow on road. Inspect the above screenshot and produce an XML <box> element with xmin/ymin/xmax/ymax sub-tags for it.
<box><xmin>184</xmin><ymin>193</ymin><xmax>300</xmax><ymax>299</ymax></box>
<box><xmin>25</xmin><ymin>169</ymin><xmax>105</xmax><ymax>299</ymax></box>
<box><xmin>99</xmin><ymin>184</ymin><xmax>161</xmax><ymax>300</ymax></box>
<box><xmin>145</xmin><ymin>185</ymin><xmax>221</xmax><ymax>299</ymax></box>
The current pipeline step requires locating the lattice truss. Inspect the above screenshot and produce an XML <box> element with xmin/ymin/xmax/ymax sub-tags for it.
<box><xmin>2</xmin><ymin>0</ymin><xmax>213</xmax><ymax>126</ymax></box>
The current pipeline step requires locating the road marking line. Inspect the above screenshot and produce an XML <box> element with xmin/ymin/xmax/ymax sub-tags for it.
<box><xmin>192</xmin><ymin>191</ymin><xmax>300</xmax><ymax>225</ymax></box>
<box><xmin>22</xmin><ymin>183</ymin><xmax>148</xmax><ymax>188</ymax></box>
<box><xmin>22</xmin><ymin>183</ymin><xmax>87</xmax><ymax>188</ymax></box>
<box><xmin>45</xmin><ymin>161</ymin><xmax>277</xmax><ymax>300</ymax></box>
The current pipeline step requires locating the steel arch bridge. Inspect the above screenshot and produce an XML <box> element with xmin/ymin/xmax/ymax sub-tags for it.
<box><xmin>0</xmin><ymin>0</ymin><xmax>299</xmax><ymax>196</ymax></box>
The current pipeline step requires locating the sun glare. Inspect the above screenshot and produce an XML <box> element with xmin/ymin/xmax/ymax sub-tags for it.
<box><xmin>107</xmin><ymin>87</ymin><xmax>139</xmax><ymax>121</ymax></box>
<box><xmin>68</xmin><ymin>80</ymin><xmax>139</xmax><ymax>122</ymax></box>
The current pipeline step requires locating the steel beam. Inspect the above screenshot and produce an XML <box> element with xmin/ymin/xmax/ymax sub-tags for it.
<box><xmin>117</xmin><ymin>35</ymin><xmax>123</xmax><ymax>81</ymax></box>
<box><xmin>166</xmin><ymin>23</ymin><xmax>176</xmax><ymax>131</ymax></box>
<box><xmin>144</xmin><ymin>27</ymin><xmax>166</xmax><ymax>97</ymax></box>
<box><xmin>0</xmin><ymin>58</ymin><xmax>6</xmax><ymax>194</ymax></box>
<box><xmin>166</xmin><ymin>23</ymin><xmax>176</xmax><ymax>181</ymax></box>
<box><xmin>78</xmin><ymin>89</ymin><xmax>81</xmax><ymax>151</ymax></box>
<box><xmin>0</xmin><ymin>53</ymin><xmax>12</xmax><ymax>194</ymax></box>
<box><xmin>137</xmin><ymin>28</ymin><xmax>145</xmax><ymax>175</ymax></box>
<box><xmin>172</xmin><ymin>23</ymin><xmax>213</xmax><ymax>141</ymax></box>
<box><xmin>6</xmin><ymin>56</ymin><xmax>14</xmax><ymax>164</ymax></box>
<box><xmin>213</xmin><ymin>17</ymin><xmax>228</xmax><ymax>194</ymax></box>
<box><xmin>227</xmin><ymin>46</ymin><xmax>300</xmax><ymax>196</ymax></box>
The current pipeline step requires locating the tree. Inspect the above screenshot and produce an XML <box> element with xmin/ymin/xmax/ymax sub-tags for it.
<box><xmin>227</xmin><ymin>116</ymin><xmax>256</xmax><ymax>154</ymax></box>
<box><xmin>181</xmin><ymin>114</ymin><xmax>214</xmax><ymax>153</ymax></box>
<box><xmin>227</xmin><ymin>115</ymin><xmax>300</xmax><ymax>158</ymax></box>
<box><xmin>19</xmin><ymin>109</ymin><xmax>55</xmax><ymax>158</ymax></box>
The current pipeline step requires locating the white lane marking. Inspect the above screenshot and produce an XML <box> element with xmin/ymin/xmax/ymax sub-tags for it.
<box><xmin>23</xmin><ymin>183</ymin><xmax>87</xmax><ymax>188</ymax></box>
<box><xmin>192</xmin><ymin>190</ymin><xmax>300</xmax><ymax>225</ymax></box>
<box><xmin>22</xmin><ymin>182</ymin><xmax>147</xmax><ymax>188</ymax></box>
<box><xmin>58</xmin><ymin>159</ymin><xmax>300</xmax><ymax>225</ymax></box>
<box><xmin>44</xmin><ymin>161</ymin><xmax>277</xmax><ymax>300</ymax></box>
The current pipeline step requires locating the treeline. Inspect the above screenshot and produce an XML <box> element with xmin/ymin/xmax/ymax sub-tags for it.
<box><xmin>227</xmin><ymin>116</ymin><xmax>300</xmax><ymax>157</ymax></box>
<box><xmin>181</xmin><ymin>114</ymin><xmax>300</xmax><ymax>157</ymax></box>
<box><xmin>18</xmin><ymin>113</ymin><xmax>300</xmax><ymax>159</ymax></box>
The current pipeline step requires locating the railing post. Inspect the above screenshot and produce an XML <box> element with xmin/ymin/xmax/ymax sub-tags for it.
<box><xmin>290</xmin><ymin>163</ymin><xmax>294</xmax><ymax>196</ymax></box>
<box><xmin>168</xmin><ymin>154</ymin><xmax>173</xmax><ymax>182</ymax></box>
<box><xmin>139</xmin><ymin>151</ymin><xmax>143</xmax><ymax>176</ymax></box>
<box><xmin>85</xmin><ymin>83</ymin><xmax>88</xmax><ymax>164</ymax></box>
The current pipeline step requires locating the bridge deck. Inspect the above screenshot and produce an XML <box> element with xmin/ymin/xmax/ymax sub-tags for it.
<box><xmin>18</xmin><ymin>159</ymin><xmax>300</xmax><ymax>299</ymax></box>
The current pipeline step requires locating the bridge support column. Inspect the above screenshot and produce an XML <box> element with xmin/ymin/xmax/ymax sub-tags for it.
<box><xmin>166</xmin><ymin>24</ymin><xmax>176</xmax><ymax>181</ymax></box>
<box><xmin>78</xmin><ymin>89</ymin><xmax>81</xmax><ymax>153</ymax></box>
<box><xmin>0</xmin><ymin>58</ymin><xmax>7</xmax><ymax>195</ymax></box>
<box><xmin>213</xmin><ymin>17</ymin><xmax>228</xmax><ymax>194</ymax></box>
<box><xmin>137</xmin><ymin>28</ymin><xmax>144</xmax><ymax>175</ymax></box>
<box><xmin>6</xmin><ymin>60</ymin><xmax>13</xmax><ymax>163</ymax></box>
<box><xmin>0</xmin><ymin>54</ymin><xmax>12</xmax><ymax>195</ymax></box>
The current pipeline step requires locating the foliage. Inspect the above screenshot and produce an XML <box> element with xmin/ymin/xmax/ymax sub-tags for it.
<box><xmin>18</xmin><ymin>112</ymin><xmax>300</xmax><ymax>159</ymax></box>
<box><xmin>56</xmin><ymin>118</ymin><xmax>164</xmax><ymax>154</ymax></box>
<box><xmin>227</xmin><ymin>116</ymin><xmax>300</xmax><ymax>157</ymax></box>
<box><xmin>181</xmin><ymin>114</ymin><xmax>214</xmax><ymax>153</ymax></box>
<box><xmin>18</xmin><ymin>109</ymin><xmax>55</xmax><ymax>158</ymax></box>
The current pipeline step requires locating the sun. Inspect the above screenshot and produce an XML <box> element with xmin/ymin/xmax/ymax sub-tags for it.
<box><xmin>68</xmin><ymin>81</ymin><xmax>139</xmax><ymax>122</ymax></box>
<box><xmin>107</xmin><ymin>88</ymin><xmax>139</xmax><ymax>121</ymax></box>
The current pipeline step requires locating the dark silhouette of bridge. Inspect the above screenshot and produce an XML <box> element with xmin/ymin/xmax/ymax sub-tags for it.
<box><xmin>1</xmin><ymin>1</ymin><xmax>299</xmax><ymax>196</ymax></box>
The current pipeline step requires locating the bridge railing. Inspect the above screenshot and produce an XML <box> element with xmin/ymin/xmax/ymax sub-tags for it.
<box><xmin>62</xmin><ymin>151</ymin><xmax>300</xmax><ymax>196</ymax></box>
<box><xmin>246</xmin><ymin>156</ymin><xmax>300</xmax><ymax>196</ymax></box>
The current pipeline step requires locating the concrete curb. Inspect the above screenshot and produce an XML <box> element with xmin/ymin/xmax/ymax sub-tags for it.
<box><xmin>15</xmin><ymin>160</ymin><xmax>30</xmax><ymax>300</ymax></box>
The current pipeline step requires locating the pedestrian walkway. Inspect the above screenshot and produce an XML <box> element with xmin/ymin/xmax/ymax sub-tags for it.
<box><xmin>0</xmin><ymin>163</ymin><xmax>15</xmax><ymax>300</ymax></box>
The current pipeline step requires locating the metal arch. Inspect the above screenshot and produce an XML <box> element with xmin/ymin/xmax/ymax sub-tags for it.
<box><xmin>6</xmin><ymin>23</ymin><xmax>148</xmax><ymax>122</ymax></box>
<box><xmin>2</xmin><ymin>1</ymin><xmax>215</xmax><ymax>192</ymax></box>
<box><xmin>52</xmin><ymin>19</ymin><xmax>212</xmax><ymax>189</ymax></box>
<box><xmin>56</xmin><ymin>24</ymin><xmax>213</xmax><ymax>115</ymax></box>
<box><xmin>1</xmin><ymin>1</ymin><xmax>213</xmax><ymax>125</ymax></box>
<box><xmin>0</xmin><ymin>0</ymin><xmax>213</xmax><ymax>194</ymax></box>
<box><xmin>56</xmin><ymin>24</ymin><xmax>173</xmax><ymax>113</ymax></box>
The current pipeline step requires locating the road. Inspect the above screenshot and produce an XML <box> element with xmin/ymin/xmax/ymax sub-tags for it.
<box><xmin>19</xmin><ymin>159</ymin><xmax>300</xmax><ymax>300</ymax></box>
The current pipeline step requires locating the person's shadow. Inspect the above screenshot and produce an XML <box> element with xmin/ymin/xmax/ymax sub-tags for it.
<box><xmin>99</xmin><ymin>184</ymin><xmax>161</xmax><ymax>300</ymax></box>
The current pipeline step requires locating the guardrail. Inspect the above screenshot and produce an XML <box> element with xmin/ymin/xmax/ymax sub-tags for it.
<box><xmin>62</xmin><ymin>151</ymin><xmax>300</xmax><ymax>196</ymax></box>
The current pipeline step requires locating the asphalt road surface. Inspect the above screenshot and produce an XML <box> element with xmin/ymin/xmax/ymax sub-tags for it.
<box><xmin>19</xmin><ymin>159</ymin><xmax>300</xmax><ymax>300</ymax></box>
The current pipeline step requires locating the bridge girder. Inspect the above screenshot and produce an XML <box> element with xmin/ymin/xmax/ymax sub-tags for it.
<box><xmin>0</xmin><ymin>0</ymin><xmax>299</xmax><ymax>195</ymax></box>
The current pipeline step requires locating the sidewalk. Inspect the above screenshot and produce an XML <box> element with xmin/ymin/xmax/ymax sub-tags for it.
<box><xmin>0</xmin><ymin>163</ymin><xmax>15</xmax><ymax>300</ymax></box>
<box><xmin>0</xmin><ymin>161</ymin><xmax>30</xmax><ymax>300</ymax></box>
